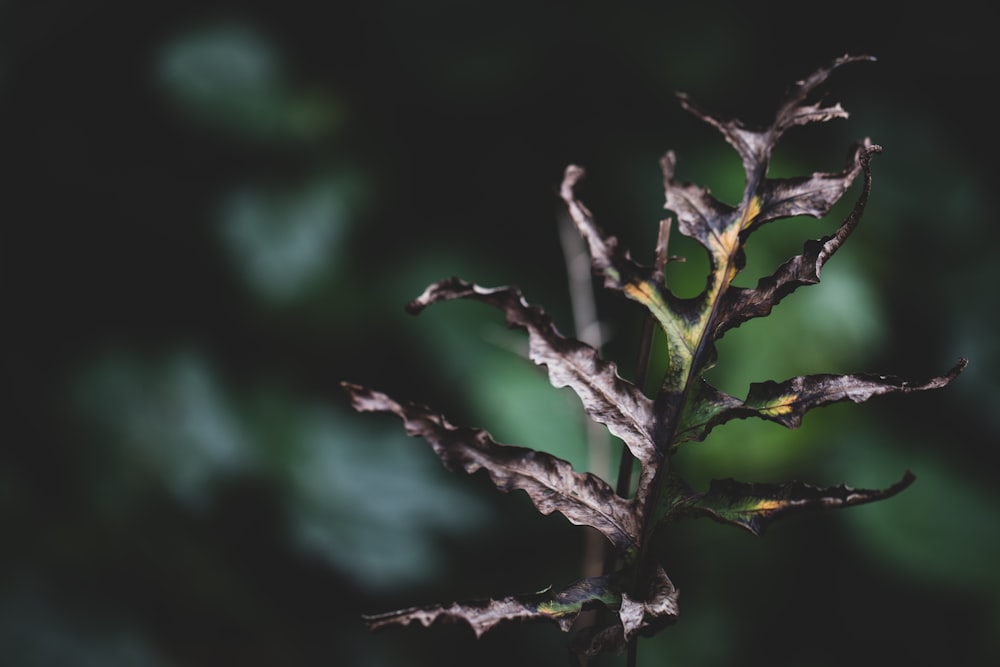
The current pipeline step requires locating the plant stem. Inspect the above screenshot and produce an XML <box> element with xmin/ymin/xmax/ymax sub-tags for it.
<box><xmin>615</xmin><ymin>217</ymin><xmax>671</xmax><ymax>501</ymax></box>
<box><xmin>616</xmin><ymin>218</ymin><xmax>672</xmax><ymax>667</ymax></box>
<box><xmin>558</xmin><ymin>209</ymin><xmax>610</xmax><ymax>582</ymax></box>
<box><xmin>561</xmin><ymin>206</ymin><xmax>673</xmax><ymax>666</ymax></box>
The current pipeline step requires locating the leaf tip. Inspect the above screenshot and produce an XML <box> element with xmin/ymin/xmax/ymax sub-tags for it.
<box><xmin>560</xmin><ymin>164</ymin><xmax>586</xmax><ymax>200</ymax></box>
<box><xmin>405</xmin><ymin>291</ymin><xmax>432</xmax><ymax>315</ymax></box>
<box><xmin>900</xmin><ymin>469</ymin><xmax>917</xmax><ymax>488</ymax></box>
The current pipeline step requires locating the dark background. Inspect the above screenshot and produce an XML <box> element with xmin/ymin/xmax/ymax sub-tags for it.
<box><xmin>2</xmin><ymin>1</ymin><xmax>997</xmax><ymax>665</ymax></box>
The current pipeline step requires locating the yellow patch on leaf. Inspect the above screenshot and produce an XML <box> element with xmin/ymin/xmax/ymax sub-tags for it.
<box><xmin>739</xmin><ymin>195</ymin><xmax>762</xmax><ymax>230</ymax></box>
<box><xmin>536</xmin><ymin>601</ymin><xmax>573</xmax><ymax>617</ymax></box>
<box><xmin>624</xmin><ymin>281</ymin><xmax>659</xmax><ymax>307</ymax></box>
<box><xmin>758</xmin><ymin>394</ymin><xmax>798</xmax><ymax>417</ymax></box>
<box><xmin>751</xmin><ymin>499</ymin><xmax>783</xmax><ymax>512</ymax></box>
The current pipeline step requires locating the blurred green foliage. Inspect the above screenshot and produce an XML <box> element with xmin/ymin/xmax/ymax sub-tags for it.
<box><xmin>2</xmin><ymin>1</ymin><xmax>997</xmax><ymax>665</ymax></box>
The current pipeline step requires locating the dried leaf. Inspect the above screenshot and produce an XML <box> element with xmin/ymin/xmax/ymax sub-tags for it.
<box><xmin>741</xmin><ymin>360</ymin><xmax>968</xmax><ymax>429</ymax></box>
<box><xmin>570</xmin><ymin>565</ymin><xmax>680</xmax><ymax>659</ymax></box>
<box><xmin>677</xmin><ymin>471</ymin><xmax>916</xmax><ymax>536</ymax></box>
<box><xmin>715</xmin><ymin>142</ymin><xmax>878</xmax><ymax>335</ymax></box>
<box><xmin>364</xmin><ymin>574</ymin><xmax>621</xmax><ymax>638</ymax></box>
<box><xmin>618</xmin><ymin>565</ymin><xmax>679</xmax><ymax>641</ymax></box>
<box><xmin>676</xmin><ymin>54</ymin><xmax>875</xmax><ymax>184</ymax></box>
<box><xmin>560</xmin><ymin>56</ymin><xmax>880</xmax><ymax>398</ymax></box>
<box><xmin>675</xmin><ymin>359</ymin><xmax>968</xmax><ymax>442</ymax></box>
<box><xmin>346</xmin><ymin>55</ymin><xmax>965</xmax><ymax>659</ymax></box>
<box><xmin>407</xmin><ymin>277</ymin><xmax>661</xmax><ymax>499</ymax></box>
<box><xmin>341</xmin><ymin>382</ymin><xmax>638</xmax><ymax>553</ymax></box>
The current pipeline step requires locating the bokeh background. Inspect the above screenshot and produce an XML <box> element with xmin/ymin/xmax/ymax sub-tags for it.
<box><xmin>3</xmin><ymin>1</ymin><xmax>997</xmax><ymax>665</ymax></box>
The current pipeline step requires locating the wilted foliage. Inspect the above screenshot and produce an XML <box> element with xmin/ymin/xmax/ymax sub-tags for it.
<box><xmin>343</xmin><ymin>55</ymin><xmax>965</xmax><ymax>661</ymax></box>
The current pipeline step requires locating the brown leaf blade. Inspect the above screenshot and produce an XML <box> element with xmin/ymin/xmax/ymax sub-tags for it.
<box><xmin>341</xmin><ymin>382</ymin><xmax>639</xmax><ymax>553</ymax></box>
<box><xmin>619</xmin><ymin>565</ymin><xmax>679</xmax><ymax>641</ymax></box>
<box><xmin>348</xmin><ymin>55</ymin><xmax>966</xmax><ymax>660</ymax></box>
<box><xmin>363</xmin><ymin>596</ymin><xmax>571</xmax><ymax>638</ymax></box>
<box><xmin>744</xmin><ymin>359</ymin><xmax>968</xmax><ymax>429</ymax></box>
<box><xmin>679</xmin><ymin>471</ymin><xmax>915</xmax><ymax>536</ymax></box>
<box><xmin>570</xmin><ymin>565</ymin><xmax>680</xmax><ymax>659</ymax></box>
<box><xmin>407</xmin><ymin>277</ymin><xmax>661</xmax><ymax>493</ymax></box>
<box><xmin>364</xmin><ymin>573</ymin><xmax>622</xmax><ymax>638</ymax></box>
<box><xmin>716</xmin><ymin>143</ymin><xmax>880</xmax><ymax>336</ymax></box>
<box><xmin>670</xmin><ymin>359</ymin><xmax>967</xmax><ymax>443</ymax></box>
<box><xmin>557</xmin><ymin>165</ymin><xmax>639</xmax><ymax>292</ymax></box>
<box><xmin>677</xmin><ymin>54</ymin><xmax>874</xmax><ymax>186</ymax></box>
<box><xmin>561</xmin><ymin>164</ymin><xmax>703</xmax><ymax>394</ymax></box>
<box><xmin>749</xmin><ymin>141</ymin><xmax>868</xmax><ymax>228</ymax></box>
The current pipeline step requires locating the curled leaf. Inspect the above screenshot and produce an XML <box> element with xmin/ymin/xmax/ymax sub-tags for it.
<box><xmin>408</xmin><ymin>277</ymin><xmax>661</xmax><ymax>495</ymax></box>
<box><xmin>676</xmin><ymin>54</ymin><xmax>875</xmax><ymax>185</ymax></box>
<box><xmin>341</xmin><ymin>382</ymin><xmax>639</xmax><ymax>553</ymax></box>
<box><xmin>675</xmin><ymin>359</ymin><xmax>968</xmax><ymax>442</ymax></box>
<box><xmin>619</xmin><ymin>565</ymin><xmax>679</xmax><ymax>641</ymax></box>
<box><xmin>743</xmin><ymin>359</ymin><xmax>968</xmax><ymax>429</ymax></box>
<box><xmin>715</xmin><ymin>142</ymin><xmax>879</xmax><ymax>335</ymax></box>
<box><xmin>678</xmin><ymin>471</ymin><xmax>916</xmax><ymax>536</ymax></box>
<box><xmin>570</xmin><ymin>565</ymin><xmax>679</xmax><ymax>659</ymax></box>
<box><xmin>560</xmin><ymin>165</ymin><xmax>698</xmax><ymax>393</ymax></box>
<box><xmin>563</xmin><ymin>56</ymin><xmax>880</xmax><ymax>397</ymax></box>
<box><xmin>363</xmin><ymin>574</ymin><xmax>621</xmax><ymax>637</ymax></box>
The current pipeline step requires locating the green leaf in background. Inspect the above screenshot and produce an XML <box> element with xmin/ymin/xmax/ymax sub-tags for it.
<box><xmin>219</xmin><ymin>175</ymin><xmax>358</xmax><ymax>303</ymax></box>
<box><xmin>75</xmin><ymin>350</ymin><xmax>490</xmax><ymax>591</ymax></box>
<box><xmin>158</xmin><ymin>22</ymin><xmax>341</xmax><ymax>142</ymax></box>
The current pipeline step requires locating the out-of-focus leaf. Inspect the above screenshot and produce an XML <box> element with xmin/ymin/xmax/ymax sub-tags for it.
<box><xmin>0</xmin><ymin>579</ymin><xmax>171</xmax><ymax>667</ymax></box>
<box><xmin>219</xmin><ymin>176</ymin><xmax>356</xmax><ymax>302</ymax></box>
<box><xmin>831</xmin><ymin>442</ymin><xmax>1000</xmax><ymax>600</ymax></box>
<box><xmin>158</xmin><ymin>23</ymin><xmax>341</xmax><ymax>141</ymax></box>
<box><xmin>75</xmin><ymin>351</ymin><xmax>251</xmax><ymax>507</ymax></box>
<box><xmin>75</xmin><ymin>351</ymin><xmax>488</xmax><ymax>591</ymax></box>
<box><xmin>284</xmin><ymin>404</ymin><xmax>491</xmax><ymax>590</ymax></box>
